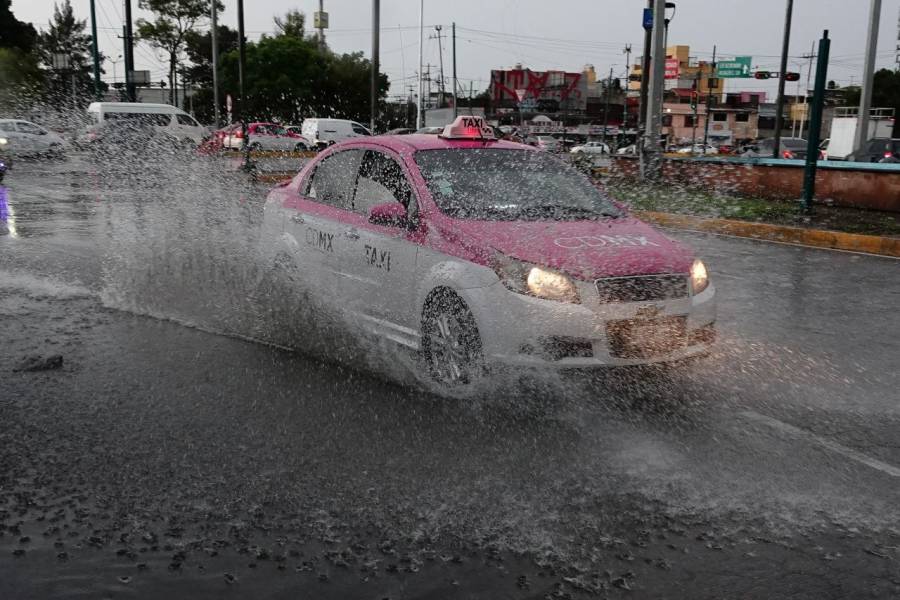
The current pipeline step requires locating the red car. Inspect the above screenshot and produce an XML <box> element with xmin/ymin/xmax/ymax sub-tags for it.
<box><xmin>223</xmin><ymin>122</ymin><xmax>311</xmax><ymax>151</ymax></box>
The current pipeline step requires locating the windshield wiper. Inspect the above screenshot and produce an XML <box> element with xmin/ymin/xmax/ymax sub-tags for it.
<box><xmin>527</xmin><ymin>204</ymin><xmax>620</xmax><ymax>219</ymax></box>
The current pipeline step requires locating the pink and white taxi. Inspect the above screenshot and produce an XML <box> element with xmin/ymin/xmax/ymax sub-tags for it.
<box><xmin>259</xmin><ymin>116</ymin><xmax>715</xmax><ymax>389</ymax></box>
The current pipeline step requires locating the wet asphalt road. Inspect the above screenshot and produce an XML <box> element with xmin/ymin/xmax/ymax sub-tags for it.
<box><xmin>1</xmin><ymin>156</ymin><xmax>899</xmax><ymax>599</ymax></box>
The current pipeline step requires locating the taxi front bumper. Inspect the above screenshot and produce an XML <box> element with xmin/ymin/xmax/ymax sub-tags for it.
<box><xmin>464</xmin><ymin>279</ymin><xmax>716</xmax><ymax>368</ymax></box>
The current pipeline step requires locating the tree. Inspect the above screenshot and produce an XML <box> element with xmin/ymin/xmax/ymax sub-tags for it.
<box><xmin>0</xmin><ymin>1</ymin><xmax>42</xmax><ymax>109</ymax></box>
<box><xmin>219</xmin><ymin>31</ymin><xmax>388</xmax><ymax>125</ymax></box>
<box><xmin>273</xmin><ymin>10</ymin><xmax>305</xmax><ymax>39</ymax></box>
<box><xmin>0</xmin><ymin>0</ymin><xmax>37</xmax><ymax>53</ymax></box>
<box><xmin>37</xmin><ymin>1</ymin><xmax>98</xmax><ymax>102</ymax></box>
<box><xmin>842</xmin><ymin>70</ymin><xmax>900</xmax><ymax>137</ymax></box>
<box><xmin>137</xmin><ymin>0</ymin><xmax>220</xmax><ymax>106</ymax></box>
<box><xmin>182</xmin><ymin>24</ymin><xmax>237</xmax><ymax>123</ymax></box>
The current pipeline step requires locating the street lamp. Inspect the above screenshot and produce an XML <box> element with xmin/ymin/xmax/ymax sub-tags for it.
<box><xmin>663</xmin><ymin>2</ymin><xmax>676</xmax><ymax>54</ymax></box>
<box><xmin>109</xmin><ymin>54</ymin><xmax>123</xmax><ymax>87</ymax></box>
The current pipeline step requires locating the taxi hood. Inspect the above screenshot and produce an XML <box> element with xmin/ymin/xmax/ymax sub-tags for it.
<box><xmin>440</xmin><ymin>216</ymin><xmax>694</xmax><ymax>280</ymax></box>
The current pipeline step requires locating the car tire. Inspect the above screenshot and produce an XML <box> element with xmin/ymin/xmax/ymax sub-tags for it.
<box><xmin>249</xmin><ymin>142</ymin><xmax>262</xmax><ymax>151</ymax></box>
<box><xmin>294</xmin><ymin>142</ymin><xmax>309</xmax><ymax>152</ymax></box>
<box><xmin>420</xmin><ymin>289</ymin><xmax>484</xmax><ymax>391</ymax></box>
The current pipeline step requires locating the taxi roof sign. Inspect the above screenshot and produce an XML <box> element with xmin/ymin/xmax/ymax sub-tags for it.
<box><xmin>440</xmin><ymin>115</ymin><xmax>496</xmax><ymax>140</ymax></box>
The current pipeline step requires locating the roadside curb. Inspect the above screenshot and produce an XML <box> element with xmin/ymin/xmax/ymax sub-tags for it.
<box><xmin>637</xmin><ymin>211</ymin><xmax>900</xmax><ymax>258</ymax></box>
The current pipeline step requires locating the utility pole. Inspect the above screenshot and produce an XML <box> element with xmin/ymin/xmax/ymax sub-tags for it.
<box><xmin>452</xmin><ymin>22</ymin><xmax>458</xmax><ymax>118</ymax></box>
<box><xmin>702</xmin><ymin>45</ymin><xmax>716</xmax><ymax>150</ymax></box>
<box><xmin>371</xmin><ymin>0</ymin><xmax>380</xmax><ymax>133</ymax></box>
<box><xmin>416</xmin><ymin>0</ymin><xmax>424</xmax><ymax>128</ymax></box>
<box><xmin>123</xmin><ymin>0</ymin><xmax>136</xmax><ymax>102</ymax></box>
<box><xmin>89</xmin><ymin>0</ymin><xmax>101</xmax><ymax>99</ymax></box>
<box><xmin>602</xmin><ymin>66</ymin><xmax>614</xmax><ymax>144</ymax></box>
<box><xmin>802</xmin><ymin>30</ymin><xmax>831</xmax><ymax>213</ymax></box>
<box><xmin>773</xmin><ymin>0</ymin><xmax>794</xmax><ymax>158</ymax></box>
<box><xmin>237</xmin><ymin>0</ymin><xmax>249</xmax><ymax>162</ymax></box>
<box><xmin>799</xmin><ymin>43</ymin><xmax>815</xmax><ymax>139</ymax></box>
<box><xmin>643</xmin><ymin>0</ymin><xmax>666</xmax><ymax>179</ymax></box>
<box><xmin>691</xmin><ymin>72</ymin><xmax>699</xmax><ymax>148</ymax></box>
<box><xmin>433</xmin><ymin>25</ymin><xmax>445</xmax><ymax>107</ymax></box>
<box><xmin>854</xmin><ymin>0</ymin><xmax>882</xmax><ymax>155</ymax></box>
<box><xmin>318</xmin><ymin>0</ymin><xmax>326</xmax><ymax>49</ymax></box>
<box><xmin>623</xmin><ymin>44</ymin><xmax>632</xmax><ymax>129</ymax></box>
<box><xmin>211</xmin><ymin>0</ymin><xmax>220</xmax><ymax>127</ymax></box>
<box><xmin>638</xmin><ymin>0</ymin><xmax>653</xmax><ymax>131</ymax></box>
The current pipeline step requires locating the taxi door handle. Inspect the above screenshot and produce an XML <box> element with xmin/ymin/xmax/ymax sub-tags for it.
<box><xmin>291</xmin><ymin>213</ymin><xmax>305</xmax><ymax>224</ymax></box>
<box><xmin>344</xmin><ymin>228</ymin><xmax>360</xmax><ymax>240</ymax></box>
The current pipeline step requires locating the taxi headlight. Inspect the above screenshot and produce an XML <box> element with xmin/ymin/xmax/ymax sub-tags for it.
<box><xmin>691</xmin><ymin>259</ymin><xmax>709</xmax><ymax>294</ymax></box>
<box><xmin>493</xmin><ymin>255</ymin><xmax>580</xmax><ymax>303</ymax></box>
<box><xmin>0</xmin><ymin>137</ymin><xmax>7</xmax><ymax>145</ymax></box>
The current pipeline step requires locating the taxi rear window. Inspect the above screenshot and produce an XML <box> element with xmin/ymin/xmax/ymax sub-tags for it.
<box><xmin>415</xmin><ymin>148</ymin><xmax>621</xmax><ymax>221</ymax></box>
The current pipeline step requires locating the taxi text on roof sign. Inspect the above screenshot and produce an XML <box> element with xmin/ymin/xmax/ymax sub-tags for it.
<box><xmin>440</xmin><ymin>116</ymin><xmax>496</xmax><ymax>140</ymax></box>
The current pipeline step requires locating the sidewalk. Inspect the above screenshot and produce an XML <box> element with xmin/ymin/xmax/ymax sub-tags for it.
<box><xmin>607</xmin><ymin>182</ymin><xmax>900</xmax><ymax>257</ymax></box>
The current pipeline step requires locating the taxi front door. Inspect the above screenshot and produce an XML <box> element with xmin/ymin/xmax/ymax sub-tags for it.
<box><xmin>333</xmin><ymin>149</ymin><xmax>421</xmax><ymax>348</ymax></box>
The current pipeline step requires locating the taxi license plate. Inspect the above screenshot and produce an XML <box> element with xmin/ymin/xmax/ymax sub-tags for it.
<box><xmin>606</xmin><ymin>316</ymin><xmax>687</xmax><ymax>359</ymax></box>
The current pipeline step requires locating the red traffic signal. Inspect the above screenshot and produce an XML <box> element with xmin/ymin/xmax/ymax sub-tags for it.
<box><xmin>783</xmin><ymin>72</ymin><xmax>801</xmax><ymax>81</ymax></box>
<box><xmin>754</xmin><ymin>71</ymin><xmax>771</xmax><ymax>80</ymax></box>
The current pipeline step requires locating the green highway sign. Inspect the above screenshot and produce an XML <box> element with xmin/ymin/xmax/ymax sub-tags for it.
<box><xmin>717</xmin><ymin>56</ymin><xmax>752</xmax><ymax>78</ymax></box>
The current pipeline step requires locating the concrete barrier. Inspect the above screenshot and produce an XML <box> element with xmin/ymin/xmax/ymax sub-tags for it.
<box><xmin>609</xmin><ymin>156</ymin><xmax>900</xmax><ymax>213</ymax></box>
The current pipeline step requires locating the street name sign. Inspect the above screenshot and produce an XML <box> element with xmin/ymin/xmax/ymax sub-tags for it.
<box><xmin>717</xmin><ymin>57</ymin><xmax>752</xmax><ymax>78</ymax></box>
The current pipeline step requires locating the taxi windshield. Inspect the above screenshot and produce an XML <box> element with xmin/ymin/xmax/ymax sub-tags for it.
<box><xmin>415</xmin><ymin>148</ymin><xmax>622</xmax><ymax>221</ymax></box>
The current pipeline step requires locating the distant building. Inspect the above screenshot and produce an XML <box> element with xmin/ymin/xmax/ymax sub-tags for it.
<box><xmin>488</xmin><ymin>65</ymin><xmax>625</xmax><ymax>132</ymax></box>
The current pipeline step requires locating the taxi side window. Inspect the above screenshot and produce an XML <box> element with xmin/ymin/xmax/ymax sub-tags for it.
<box><xmin>303</xmin><ymin>149</ymin><xmax>364</xmax><ymax>209</ymax></box>
<box><xmin>353</xmin><ymin>150</ymin><xmax>413</xmax><ymax>217</ymax></box>
<box><xmin>176</xmin><ymin>114</ymin><xmax>199</xmax><ymax>127</ymax></box>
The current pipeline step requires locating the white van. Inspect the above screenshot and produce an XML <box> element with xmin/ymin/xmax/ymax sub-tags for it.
<box><xmin>300</xmin><ymin>118</ymin><xmax>371</xmax><ymax>147</ymax></box>
<box><xmin>85</xmin><ymin>102</ymin><xmax>208</xmax><ymax>145</ymax></box>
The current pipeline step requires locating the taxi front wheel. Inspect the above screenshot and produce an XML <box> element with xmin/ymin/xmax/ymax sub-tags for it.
<box><xmin>420</xmin><ymin>290</ymin><xmax>484</xmax><ymax>388</ymax></box>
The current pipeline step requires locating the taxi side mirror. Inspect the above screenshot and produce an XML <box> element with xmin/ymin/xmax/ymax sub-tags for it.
<box><xmin>367</xmin><ymin>202</ymin><xmax>408</xmax><ymax>228</ymax></box>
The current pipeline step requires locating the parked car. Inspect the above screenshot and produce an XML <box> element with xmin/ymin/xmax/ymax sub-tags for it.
<box><xmin>616</xmin><ymin>144</ymin><xmax>637</xmax><ymax>155</ymax></box>
<box><xmin>570</xmin><ymin>141</ymin><xmax>610</xmax><ymax>155</ymax></box>
<box><xmin>301</xmin><ymin>118</ymin><xmax>371</xmax><ymax>148</ymax></box>
<box><xmin>675</xmin><ymin>143</ymin><xmax>719</xmax><ymax>155</ymax></box>
<box><xmin>223</xmin><ymin>122</ymin><xmax>312</xmax><ymax>152</ymax></box>
<box><xmin>384</xmin><ymin>128</ymin><xmax>414</xmax><ymax>135</ymax></box>
<box><xmin>846</xmin><ymin>138</ymin><xmax>900</xmax><ymax>163</ymax></box>
<box><xmin>415</xmin><ymin>126</ymin><xmax>444</xmax><ymax>135</ymax></box>
<box><xmin>83</xmin><ymin>102</ymin><xmax>207</xmax><ymax>146</ymax></box>
<box><xmin>535</xmin><ymin>136</ymin><xmax>560</xmax><ymax>152</ymax></box>
<box><xmin>0</xmin><ymin>119</ymin><xmax>66</xmax><ymax>157</ymax></box>
<box><xmin>741</xmin><ymin>137</ymin><xmax>808</xmax><ymax>159</ymax></box>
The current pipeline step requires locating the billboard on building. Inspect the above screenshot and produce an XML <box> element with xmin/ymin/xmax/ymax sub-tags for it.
<box><xmin>490</xmin><ymin>69</ymin><xmax>587</xmax><ymax>111</ymax></box>
<box><xmin>665</xmin><ymin>59</ymin><xmax>680</xmax><ymax>79</ymax></box>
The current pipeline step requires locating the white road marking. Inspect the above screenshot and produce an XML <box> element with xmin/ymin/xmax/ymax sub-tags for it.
<box><xmin>740</xmin><ymin>410</ymin><xmax>900</xmax><ymax>478</ymax></box>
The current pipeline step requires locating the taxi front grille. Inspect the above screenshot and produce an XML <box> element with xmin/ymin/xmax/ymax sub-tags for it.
<box><xmin>595</xmin><ymin>274</ymin><xmax>689</xmax><ymax>303</ymax></box>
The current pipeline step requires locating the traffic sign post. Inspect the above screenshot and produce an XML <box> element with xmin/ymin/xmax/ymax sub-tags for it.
<box><xmin>716</xmin><ymin>56</ymin><xmax>752</xmax><ymax>78</ymax></box>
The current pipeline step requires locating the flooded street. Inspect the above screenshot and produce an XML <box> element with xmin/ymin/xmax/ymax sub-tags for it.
<box><xmin>2</xmin><ymin>156</ymin><xmax>900</xmax><ymax>599</ymax></box>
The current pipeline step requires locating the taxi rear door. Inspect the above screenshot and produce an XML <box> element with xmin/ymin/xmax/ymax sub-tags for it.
<box><xmin>283</xmin><ymin>148</ymin><xmax>364</xmax><ymax>307</ymax></box>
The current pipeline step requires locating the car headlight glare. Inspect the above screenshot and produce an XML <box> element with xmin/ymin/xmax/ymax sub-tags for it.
<box><xmin>493</xmin><ymin>254</ymin><xmax>580</xmax><ymax>303</ymax></box>
<box><xmin>691</xmin><ymin>259</ymin><xmax>709</xmax><ymax>294</ymax></box>
<box><xmin>0</xmin><ymin>137</ymin><xmax>7</xmax><ymax>145</ymax></box>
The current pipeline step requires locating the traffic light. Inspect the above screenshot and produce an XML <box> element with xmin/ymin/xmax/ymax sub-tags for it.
<box><xmin>783</xmin><ymin>72</ymin><xmax>800</xmax><ymax>81</ymax></box>
<box><xmin>754</xmin><ymin>71</ymin><xmax>771</xmax><ymax>80</ymax></box>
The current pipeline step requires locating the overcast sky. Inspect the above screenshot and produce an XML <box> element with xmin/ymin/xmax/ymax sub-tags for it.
<box><xmin>15</xmin><ymin>0</ymin><xmax>900</xmax><ymax>100</ymax></box>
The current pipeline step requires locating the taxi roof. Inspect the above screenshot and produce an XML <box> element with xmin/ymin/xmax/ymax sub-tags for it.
<box><xmin>343</xmin><ymin>133</ymin><xmax>534</xmax><ymax>153</ymax></box>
